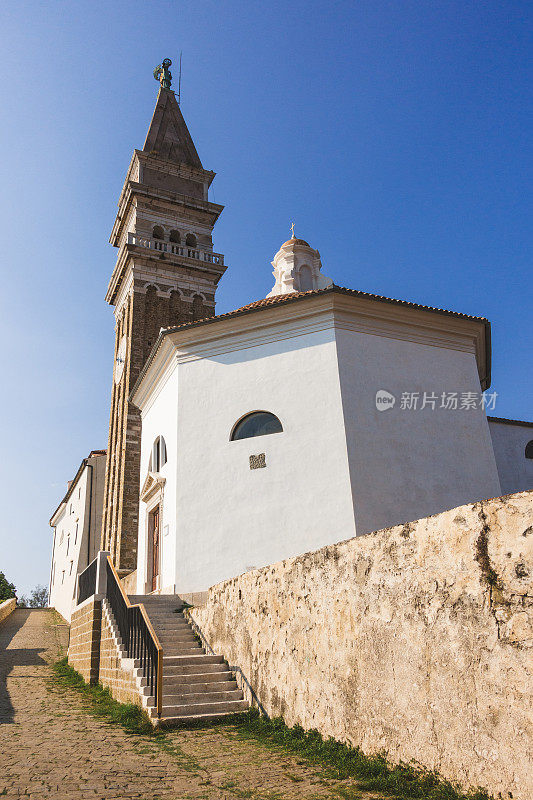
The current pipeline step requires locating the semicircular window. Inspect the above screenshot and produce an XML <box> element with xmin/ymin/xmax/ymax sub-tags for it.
<box><xmin>526</xmin><ymin>440</ymin><xmax>533</xmax><ymax>459</ymax></box>
<box><xmin>231</xmin><ymin>411</ymin><xmax>283</xmax><ymax>441</ymax></box>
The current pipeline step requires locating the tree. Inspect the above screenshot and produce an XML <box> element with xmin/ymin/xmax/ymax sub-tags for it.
<box><xmin>0</xmin><ymin>571</ymin><xmax>16</xmax><ymax>602</ymax></box>
<box><xmin>18</xmin><ymin>584</ymin><xmax>48</xmax><ymax>608</ymax></box>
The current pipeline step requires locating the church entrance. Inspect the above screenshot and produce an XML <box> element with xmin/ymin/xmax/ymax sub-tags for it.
<box><xmin>149</xmin><ymin>506</ymin><xmax>160</xmax><ymax>592</ymax></box>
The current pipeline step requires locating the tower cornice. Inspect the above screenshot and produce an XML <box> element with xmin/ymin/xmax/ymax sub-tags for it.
<box><xmin>105</xmin><ymin>244</ymin><xmax>227</xmax><ymax>306</ymax></box>
<box><xmin>110</xmin><ymin>180</ymin><xmax>224</xmax><ymax>246</ymax></box>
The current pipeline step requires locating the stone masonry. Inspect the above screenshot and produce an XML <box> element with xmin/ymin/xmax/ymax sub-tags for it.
<box><xmin>68</xmin><ymin>599</ymin><xmax>102</xmax><ymax>684</ymax></box>
<box><xmin>97</xmin><ymin>601</ymin><xmax>142</xmax><ymax>706</ymax></box>
<box><xmin>193</xmin><ymin>490</ymin><xmax>533</xmax><ymax>800</ymax></box>
<box><xmin>68</xmin><ymin>595</ymin><xmax>147</xmax><ymax>705</ymax></box>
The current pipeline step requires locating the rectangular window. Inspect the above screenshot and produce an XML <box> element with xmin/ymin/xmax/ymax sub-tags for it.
<box><xmin>78</xmin><ymin>487</ymin><xmax>81</xmax><ymax>499</ymax></box>
<box><xmin>69</xmin><ymin>560</ymin><xmax>74</xmax><ymax>576</ymax></box>
<box><xmin>66</xmin><ymin>536</ymin><xmax>70</xmax><ymax>557</ymax></box>
<box><xmin>61</xmin><ymin>571</ymin><xmax>65</xmax><ymax>585</ymax></box>
<box><xmin>74</xmin><ymin>522</ymin><xmax>78</xmax><ymax>545</ymax></box>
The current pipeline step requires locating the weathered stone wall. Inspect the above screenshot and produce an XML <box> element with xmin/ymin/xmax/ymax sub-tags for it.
<box><xmin>98</xmin><ymin>603</ymin><xmax>141</xmax><ymax>706</ymax></box>
<box><xmin>121</xmin><ymin>569</ymin><xmax>137</xmax><ymax>596</ymax></box>
<box><xmin>68</xmin><ymin>599</ymin><xmax>101</xmax><ymax>683</ymax></box>
<box><xmin>0</xmin><ymin>598</ymin><xmax>16</xmax><ymax>625</ymax></box>
<box><xmin>193</xmin><ymin>491</ymin><xmax>533</xmax><ymax>800</ymax></box>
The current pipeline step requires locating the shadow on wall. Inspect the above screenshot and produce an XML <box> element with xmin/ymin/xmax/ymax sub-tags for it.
<box><xmin>0</xmin><ymin>610</ymin><xmax>49</xmax><ymax>725</ymax></box>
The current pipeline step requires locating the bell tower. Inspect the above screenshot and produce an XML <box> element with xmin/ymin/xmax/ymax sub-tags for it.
<box><xmin>101</xmin><ymin>60</ymin><xmax>227</xmax><ymax>573</ymax></box>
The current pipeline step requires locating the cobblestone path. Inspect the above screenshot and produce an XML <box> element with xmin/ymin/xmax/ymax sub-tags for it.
<box><xmin>0</xmin><ymin>610</ymin><xmax>380</xmax><ymax>800</ymax></box>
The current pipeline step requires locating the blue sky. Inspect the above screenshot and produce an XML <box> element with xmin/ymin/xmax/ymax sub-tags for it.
<box><xmin>0</xmin><ymin>0</ymin><xmax>531</xmax><ymax>595</ymax></box>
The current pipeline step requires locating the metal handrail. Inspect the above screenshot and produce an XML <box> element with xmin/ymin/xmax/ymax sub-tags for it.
<box><xmin>78</xmin><ymin>557</ymin><xmax>97</xmax><ymax>604</ymax></box>
<box><xmin>105</xmin><ymin>557</ymin><xmax>163</xmax><ymax>718</ymax></box>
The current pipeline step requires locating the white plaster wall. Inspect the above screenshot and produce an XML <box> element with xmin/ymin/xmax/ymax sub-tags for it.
<box><xmin>49</xmin><ymin>471</ymin><xmax>89</xmax><ymax>621</ymax></box>
<box><xmin>335</xmin><ymin>329</ymin><xmax>502</xmax><ymax>534</ymax></box>
<box><xmin>136</xmin><ymin>368</ymin><xmax>179</xmax><ymax>594</ymax></box>
<box><xmin>489</xmin><ymin>420</ymin><xmax>533</xmax><ymax>495</ymax></box>
<box><xmin>49</xmin><ymin>456</ymin><xmax>106</xmax><ymax>621</ymax></box>
<box><xmin>172</xmin><ymin>328</ymin><xmax>355</xmax><ymax>593</ymax></box>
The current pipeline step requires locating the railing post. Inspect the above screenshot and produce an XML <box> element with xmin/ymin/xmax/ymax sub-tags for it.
<box><xmin>94</xmin><ymin>551</ymin><xmax>110</xmax><ymax>600</ymax></box>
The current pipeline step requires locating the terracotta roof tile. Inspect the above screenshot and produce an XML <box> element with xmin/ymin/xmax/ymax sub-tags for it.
<box><xmin>163</xmin><ymin>285</ymin><xmax>489</xmax><ymax>335</ymax></box>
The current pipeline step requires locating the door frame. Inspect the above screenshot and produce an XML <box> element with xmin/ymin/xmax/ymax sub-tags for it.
<box><xmin>148</xmin><ymin>504</ymin><xmax>161</xmax><ymax>593</ymax></box>
<box><xmin>140</xmin><ymin>471</ymin><xmax>166</xmax><ymax>594</ymax></box>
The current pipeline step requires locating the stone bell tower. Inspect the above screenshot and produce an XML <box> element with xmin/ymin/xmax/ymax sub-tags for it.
<box><xmin>101</xmin><ymin>60</ymin><xmax>227</xmax><ymax>573</ymax></box>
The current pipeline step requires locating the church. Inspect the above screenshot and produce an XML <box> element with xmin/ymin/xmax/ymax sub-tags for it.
<box><xmin>44</xmin><ymin>63</ymin><xmax>532</xmax><ymax>795</ymax></box>
<box><xmin>50</xmin><ymin>60</ymin><xmax>533</xmax><ymax>610</ymax></box>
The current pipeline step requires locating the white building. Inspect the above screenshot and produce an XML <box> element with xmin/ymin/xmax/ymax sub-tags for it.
<box><xmin>487</xmin><ymin>416</ymin><xmax>533</xmax><ymax>494</ymax></box>
<box><xmin>49</xmin><ymin>450</ymin><xmax>106</xmax><ymax>621</ymax></box>
<box><xmin>130</xmin><ymin>235</ymin><xmax>532</xmax><ymax>597</ymax></box>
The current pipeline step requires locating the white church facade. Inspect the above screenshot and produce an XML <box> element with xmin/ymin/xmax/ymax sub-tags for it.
<box><xmin>130</xmin><ymin>234</ymin><xmax>531</xmax><ymax>597</ymax></box>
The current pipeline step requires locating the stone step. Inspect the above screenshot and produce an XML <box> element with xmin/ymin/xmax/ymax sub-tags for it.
<box><xmin>162</xmin><ymin>647</ymin><xmax>205</xmax><ymax>657</ymax></box>
<box><xmin>163</xmin><ymin>653</ymin><xmax>223</xmax><ymax>665</ymax></box>
<box><xmin>161</xmin><ymin>699</ymin><xmax>249</xmax><ymax>718</ymax></box>
<box><xmin>163</xmin><ymin>662</ymin><xmax>228</xmax><ymax>676</ymax></box>
<box><xmin>162</xmin><ymin>673</ymin><xmax>236</xmax><ymax>689</ymax></box>
<box><xmin>152</xmin><ymin>623</ymin><xmax>191</xmax><ymax>632</ymax></box>
<box><xmin>150</xmin><ymin>619</ymin><xmax>190</xmax><ymax>627</ymax></box>
<box><xmin>129</xmin><ymin>595</ymin><xmax>183</xmax><ymax>604</ymax></box>
<box><xmin>163</xmin><ymin>689</ymin><xmax>243</xmax><ymax>704</ymax></box>
<box><xmin>157</xmin><ymin>631</ymin><xmax>200</xmax><ymax>642</ymax></box>
<box><xmin>160</xmin><ymin>643</ymin><xmax>203</xmax><ymax>653</ymax></box>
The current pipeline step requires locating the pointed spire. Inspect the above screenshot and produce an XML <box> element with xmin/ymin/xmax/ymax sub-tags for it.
<box><xmin>143</xmin><ymin>87</ymin><xmax>203</xmax><ymax>168</ymax></box>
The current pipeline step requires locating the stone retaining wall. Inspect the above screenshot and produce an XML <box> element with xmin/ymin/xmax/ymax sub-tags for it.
<box><xmin>192</xmin><ymin>491</ymin><xmax>533</xmax><ymax>800</ymax></box>
<box><xmin>0</xmin><ymin>598</ymin><xmax>17</xmax><ymax>625</ymax></box>
<box><xmin>68</xmin><ymin>598</ymin><xmax>101</xmax><ymax>683</ymax></box>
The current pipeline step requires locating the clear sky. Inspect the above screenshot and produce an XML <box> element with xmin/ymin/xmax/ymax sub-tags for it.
<box><xmin>0</xmin><ymin>0</ymin><xmax>531</xmax><ymax>596</ymax></box>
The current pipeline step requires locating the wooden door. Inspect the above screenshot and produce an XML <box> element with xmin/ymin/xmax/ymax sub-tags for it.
<box><xmin>150</xmin><ymin>506</ymin><xmax>160</xmax><ymax>592</ymax></box>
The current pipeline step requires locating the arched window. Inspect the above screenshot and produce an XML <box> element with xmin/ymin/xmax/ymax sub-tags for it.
<box><xmin>150</xmin><ymin>435</ymin><xmax>167</xmax><ymax>472</ymax></box>
<box><xmin>185</xmin><ymin>233</ymin><xmax>197</xmax><ymax>248</ymax></box>
<box><xmin>169</xmin><ymin>230</ymin><xmax>181</xmax><ymax>243</ymax></box>
<box><xmin>298</xmin><ymin>264</ymin><xmax>313</xmax><ymax>292</ymax></box>
<box><xmin>526</xmin><ymin>440</ymin><xmax>533</xmax><ymax>459</ymax></box>
<box><xmin>192</xmin><ymin>294</ymin><xmax>204</xmax><ymax>321</ymax></box>
<box><xmin>152</xmin><ymin>226</ymin><xmax>164</xmax><ymax>240</ymax></box>
<box><xmin>231</xmin><ymin>411</ymin><xmax>283</xmax><ymax>441</ymax></box>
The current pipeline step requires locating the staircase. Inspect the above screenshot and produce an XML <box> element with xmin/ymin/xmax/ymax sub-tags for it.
<box><xmin>128</xmin><ymin>594</ymin><xmax>248</xmax><ymax>724</ymax></box>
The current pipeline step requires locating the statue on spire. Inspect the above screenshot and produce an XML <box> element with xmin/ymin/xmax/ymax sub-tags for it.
<box><xmin>154</xmin><ymin>59</ymin><xmax>172</xmax><ymax>90</ymax></box>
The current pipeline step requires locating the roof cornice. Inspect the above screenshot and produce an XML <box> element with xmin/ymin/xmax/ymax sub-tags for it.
<box><xmin>131</xmin><ymin>286</ymin><xmax>492</xmax><ymax>405</ymax></box>
<box><xmin>488</xmin><ymin>416</ymin><xmax>533</xmax><ymax>429</ymax></box>
<box><xmin>49</xmin><ymin>451</ymin><xmax>106</xmax><ymax>527</ymax></box>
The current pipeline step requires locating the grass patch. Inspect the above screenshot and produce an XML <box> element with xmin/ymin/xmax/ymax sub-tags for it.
<box><xmin>50</xmin><ymin>657</ymin><xmax>154</xmax><ymax>735</ymax></box>
<box><xmin>236</xmin><ymin>710</ymin><xmax>491</xmax><ymax>800</ymax></box>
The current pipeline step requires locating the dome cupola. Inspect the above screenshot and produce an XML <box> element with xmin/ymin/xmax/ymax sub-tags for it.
<box><xmin>266</xmin><ymin>228</ymin><xmax>333</xmax><ymax>297</ymax></box>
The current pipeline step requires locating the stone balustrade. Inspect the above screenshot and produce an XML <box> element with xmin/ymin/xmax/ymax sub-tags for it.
<box><xmin>126</xmin><ymin>232</ymin><xmax>224</xmax><ymax>265</ymax></box>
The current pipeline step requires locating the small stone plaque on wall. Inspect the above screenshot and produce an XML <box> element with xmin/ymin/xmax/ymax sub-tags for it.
<box><xmin>249</xmin><ymin>453</ymin><xmax>266</xmax><ymax>470</ymax></box>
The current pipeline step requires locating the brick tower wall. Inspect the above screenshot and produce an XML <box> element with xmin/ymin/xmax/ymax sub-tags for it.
<box><xmin>101</xmin><ymin>284</ymin><xmax>213</xmax><ymax>572</ymax></box>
